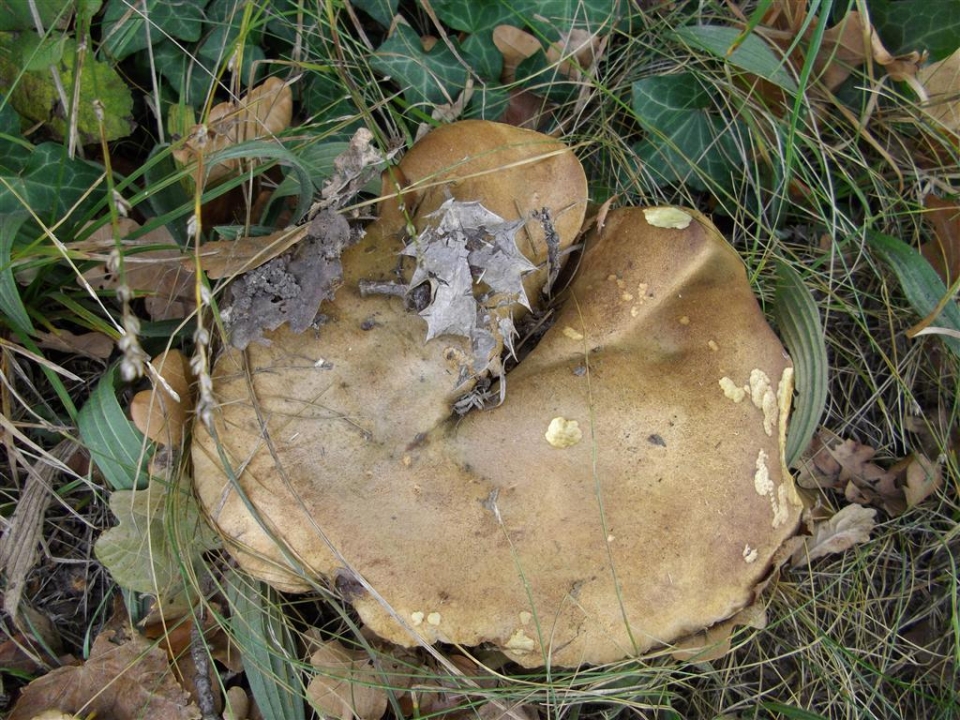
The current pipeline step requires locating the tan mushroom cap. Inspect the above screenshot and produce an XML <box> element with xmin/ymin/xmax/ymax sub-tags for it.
<box><xmin>192</xmin><ymin>129</ymin><xmax>801</xmax><ymax>667</ymax></box>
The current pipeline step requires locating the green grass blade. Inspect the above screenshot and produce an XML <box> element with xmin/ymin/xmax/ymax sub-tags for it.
<box><xmin>865</xmin><ymin>229</ymin><xmax>960</xmax><ymax>359</ymax></box>
<box><xmin>227</xmin><ymin>572</ymin><xmax>307</xmax><ymax>720</ymax></box>
<box><xmin>77</xmin><ymin>364</ymin><xmax>151</xmax><ymax>490</ymax></box>
<box><xmin>675</xmin><ymin>24</ymin><xmax>797</xmax><ymax>94</ymax></box>
<box><xmin>774</xmin><ymin>260</ymin><xmax>828</xmax><ymax>467</ymax></box>
<box><xmin>0</xmin><ymin>210</ymin><xmax>33</xmax><ymax>333</ymax></box>
<box><xmin>760</xmin><ymin>701</ymin><xmax>830</xmax><ymax>720</ymax></box>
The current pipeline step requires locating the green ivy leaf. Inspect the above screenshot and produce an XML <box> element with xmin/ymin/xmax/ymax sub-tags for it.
<box><xmin>0</xmin><ymin>142</ymin><xmax>105</xmax><ymax>226</ymax></box>
<box><xmin>631</xmin><ymin>73</ymin><xmax>743</xmax><ymax>192</ymax></box>
<box><xmin>351</xmin><ymin>0</ymin><xmax>398</xmax><ymax>28</ymax></box>
<box><xmin>461</xmin><ymin>32</ymin><xmax>503</xmax><ymax>82</ymax></box>
<box><xmin>100</xmin><ymin>0</ymin><xmax>206</xmax><ymax>61</ymax></box>
<box><xmin>0</xmin><ymin>34</ymin><xmax>134</xmax><ymax>143</ymax></box>
<box><xmin>431</xmin><ymin>0</ymin><xmax>519</xmax><ymax>34</ymax></box>
<box><xmin>371</xmin><ymin>24</ymin><xmax>469</xmax><ymax>107</ymax></box>
<box><xmin>674</xmin><ymin>25</ymin><xmax>797</xmax><ymax>94</ymax></box>
<box><xmin>77</xmin><ymin>365</ymin><xmax>152</xmax><ymax>491</ymax></box>
<box><xmin>94</xmin><ymin>481</ymin><xmax>221</xmax><ymax>596</ymax></box>
<box><xmin>0</xmin><ymin>0</ymin><xmax>74</xmax><ymax>32</ymax></box>
<box><xmin>871</xmin><ymin>0</ymin><xmax>960</xmax><ymax>61</ymax></box>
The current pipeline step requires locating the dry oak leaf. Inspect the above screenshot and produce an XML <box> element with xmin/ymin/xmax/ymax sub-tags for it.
<box><xmin>306</xmin><ymin>640</ymin><xmax>389</xmax><ymax>720</ymax></box>
<box><xmin>173</xmin><ymin>77</ymin><xmax>293</xmax><ymax>186</ymax></box>
<box><xmin>790</xmin><ymin>503</ymin><xmax>877</xmax><ymax>567</ymax></box>
<box><xmin>7</xmin><ymin>626</ymin><xmax>200</xmax><ymax>720</ymax></box>
<box><xmin>921</xmin><ymin>194</ymin><xmax>960</xmax><ymax>284</ymax></box>
<box><xmin>82</xmin><ymin>222</ymin><xmax>195</xmax><ymax>322</ymax></box>
<box><xmin>757</xmin><ymin>4</ymin><xmax>923</xmax><ymax>91</ymax></box>
<box><xmin>917</xmin><ymin>48</ymin><xmax>960</xmax><ymax>134</ymax></box>
<box><xmin>130</xmin><ymin>349</ymin><xmax>193</xmax><ymax>447</ymax></box>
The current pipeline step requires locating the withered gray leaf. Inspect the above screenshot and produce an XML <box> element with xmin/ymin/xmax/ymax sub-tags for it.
<box><xmin>226</xmin><ymin>209</ymin><xmax>351</xmax><ymax>349</ymax></box>
<box><xmin>401</xmin><ymin>199</ymin><xmax>534</xmax><ymax>375</ymax></box>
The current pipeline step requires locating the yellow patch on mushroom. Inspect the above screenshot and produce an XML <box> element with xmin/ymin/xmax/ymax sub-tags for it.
<box><xmin>707</xmin><ymin>340</ymin><xmax>719</xmax><ymax>352</ymax></box>
<box><xmin>506</xmin><ymin>628</ymin><xmax>536</xmax><ymax>653</ymax></box>
<box><xmin>562</xmin><ymin>326</ymin><xmax>584</xmax><ymax>341</ymax></box>
<box><xmin>545</xmin><ymin>417</ymin><xmax>582</xmax><ymax>448</ymax></box>
<box><xmin>748</xmin><ymin>369</ymin><xmax>779</xmax><ymax>437</ymax></box>
<box><xmin>642</xmin><ymin>207</ymin><xmax>693</xmax><ymax>229</ymax></box>
<box><xmin>427</xmin><ymin>612</ymin><xmax>442</xmax><ymax>626</ymax></box>
<box><xmin>411</xmin><ymin>611</ymin><xmax>425</xmax><ymax>626</ymax></box>
<box><xmin>679</xmin><ymin>315</ymin><xmax>690</xmax><ymax>325</ymax></box>
<box><xmin>742</xmin><ymin>544</ymin><xmax>758</xmax><ymax>563</ymax></box>
<box><xmin>719</xmin><ymin>376</ymin><xmax>746</xmax><ymax>403</ymax></box>
<box><xmin>754</xmin><ymin>450</ymin><xmax>791</xmax><ymax>528</ymax></box>
<box><xmin>518</xmin><ymin>611</ymin><xmax>532</xmax><ymax>625</ymax></box>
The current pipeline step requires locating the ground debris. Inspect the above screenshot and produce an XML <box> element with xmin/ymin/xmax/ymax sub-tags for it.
<box><xmin>224</xmin><ymin>208</ymin><xmax>352</xmax><ymax>349</ymax></box>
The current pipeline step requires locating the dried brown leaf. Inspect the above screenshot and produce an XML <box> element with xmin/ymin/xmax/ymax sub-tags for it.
<box><xmin>129</xmin><ymin>349</ymin><xmax>192</xmax><ymax>446</ymax></box>
<box><xmin>917</xmin><ymin>47</ymin><xmax>960</xmax><ymax>132</ymax></box>
<box><xmin>921</xmin><ymin>194</ymin><xmax>960</xmax><ymax>285</ymax></box>
<box><xmin>195</xmin><ymin>226</ymin><xmax>308</xmax><ymax>280</ymax></box>
<box><xmin>82</xmin><ymin>224</ymin><xmax>195</xmax><ymax>322</ymax></box>
<box><xmin>306</xmin><ymin>640</ymin><xmax>388</xmax><ymax>720</ymax></box>
<box><xmin>173</xmin><ymin>77</ymin><xmax>293</xmax><ymax>185</ymax></box>
<box><xmin>8</xmin><ymin>626</ymin><xmax>200</xmax><ymax>720</ymax></box>
<box><xmin>34</xmin><ymin>329</ymin><xmax>114</xmax><ymax>360</ymax></box>
<box><xmin>790</xmin><ymin>503</ymin><xmax>876</xmax><ymax>567</ymax></box>
<box><xmin>903</xmin><ymin>453</ymin><xmax>943</xmax><ymax>508</ymax></box>
<box><xmin>671</xmin><ymin>602</ymin><xmax>767</xmax><ymax>661</ymax></box>
<box><xmin>492</xmin><ymin>26</ymin><xmax>542</xmax><ymax>83</ymax></box>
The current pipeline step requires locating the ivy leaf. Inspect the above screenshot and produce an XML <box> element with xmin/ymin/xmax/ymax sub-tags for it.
<box><xmin>371</xmin><ymin>24</ymin><xmax>469</xmax><ymax>106</ymax></box>
<box><xmin>100</xmin><ymin>0</ymin><xmax>206</xmax><ymax>60</ymax></box>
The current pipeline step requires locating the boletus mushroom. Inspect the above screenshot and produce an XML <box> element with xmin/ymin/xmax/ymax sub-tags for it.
<box><xmin>192</xmin><ymin>120</ymin><xmax>802</xmax><ymax>667</ymax></box>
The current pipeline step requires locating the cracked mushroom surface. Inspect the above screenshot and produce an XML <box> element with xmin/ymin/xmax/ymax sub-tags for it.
<box><xmin>192</xmin><ymin>121</ymin><xmax>801</xmax><ymax>667</ymax></box>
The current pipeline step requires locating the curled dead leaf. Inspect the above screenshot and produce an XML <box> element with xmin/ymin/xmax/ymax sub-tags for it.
<box><xmin>306</xmin><ymin>640</ymin><xmax>388</xmax><ymax>720</ymax></box>
<box><xmin>921</xmin><ymin>194</ymin><xmax>960</xmax><ymax>284</ymax></box>
<box><xmin>130</xmin><ymin>349</ymin><xmax>192</xmax><ymax>447</ymax></box>
<box><xmin>917</xmin><ymin>48</ymin><xmax>960</xmax><ymax>134</ymax></box>
<box><xmin>173</xmin><ymin>77</ymin><xmax>293</xmax><ymax>185</ymax></box>
<box><xmin>34</xmin><ymin>328</ymin><xmax>113</xmax><ymax>360</ymax></box>
<box><xmin>790</xmin><ymin>503</ymin><xmax>877</xmax><ymax>567</ymax></box>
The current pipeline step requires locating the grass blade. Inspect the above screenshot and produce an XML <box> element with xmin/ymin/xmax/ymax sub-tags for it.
<box><xmin>774</xmin><ymin>260</ymin><xmax>828</xmax><ymax>467</ymax></box>
<box><xmin>0</xmin><ymin>211</ymin><xmax>33</xmax><ymax>334</ymax></box>
<box><xmin>866</xmin><ymin>229</ymin><xmax>960</xmax><ymax>359</ymax></box>
<box><xmin>77</xmin><ymin>364</ymin><xmax>151</xmax><ymax>490</ymax></box>
<box><xmin>227</xmin><ymin>572</ymin><xmax>307</xmax><ymax>720</ymax></box>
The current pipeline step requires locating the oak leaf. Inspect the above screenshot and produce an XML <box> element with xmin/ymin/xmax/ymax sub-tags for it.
<box><xmin>790</xmin><ymin>503</ymin><xmax>876</xmax><ymax>567</ymax></box>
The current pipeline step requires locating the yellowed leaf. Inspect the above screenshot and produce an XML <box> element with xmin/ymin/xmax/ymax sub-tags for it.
<box><xmin>306</xmin><ymin>640</ymin><xmax>388</xmax><ymax>720</ymax></box>
<box><xmin>195</xmin><ymin>225</ymin><xmax>308</xmax><ymax>280</ymax></box>
<box><xmin>671</xmin><ymin>602</ymin><xmax>767</xmax><ymax>661</ymax></box>
<box><xmin>903</xmin><ymin>453</ymin><xmax>943</xmax><ymax>508</ymax></box>
<box><xmin>790</xmin><ymin>503</ymin><xmax>876</xmax><ymax>567</ymax></box>
<box><xmin>173</xmin><ymin>77</ymin><xmax>293</xmax><ymax>185</ymax></box>
<box><xmin>129</xmin><ymin>349</ymin><xmax>192</xmax><ymax>447</ymax></box>
<box><xmin>492</xmin><ymin>25</ymin><xmax>542</xmax><ymax>83</ymax></box>
<box><xmin>917</xmin><ymin>48</ymin><xmax>960</xmax><ymax>133</ymax></box>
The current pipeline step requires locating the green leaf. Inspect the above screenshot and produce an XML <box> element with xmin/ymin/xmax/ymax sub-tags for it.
<box><xmin>101</xmin><ymin>0</ymin><xmax>206</xmax><ymax>60</ymax></box>
<box><xmin>228</xmin><ymin>573</ymin><xmax>307</xmax><ymax>720</ymax></box>
<box><xmin>0</xmin><ymin>211</ymin><xmax>32</xmax><ymax>334</ymax></box>
<box><xmin>631</xmin><ymin>73</ymin><xmax>742</xmax><ymax>192</ymax></box>
<box><xmin>674</xmin><ymin>25</ymin><xmax>797</xmax><ymax>94</ymax></box>
<box><xmin>8</xmin><ymin>31</ymin><xmax>68</xmax><ymax>71</ymax></box>
<box><xmin>774</xmin><ymin>261</ymin><xmax>828</xmax><ymax>467</ymax></box>
<box><xmin>0</xmin><ymin>142</ymin><xmax>105</xmax><ymax>226</ymax></box>
<box><xmin>430</xmin><ymin>0</ymin><xmax>518</xmax><ymax>34</ymax></box>
<box><xmin>871</xmin><ymin>0</ymin><xmax>960</xmax><ymax>61</ymax></box>
<box><xmin>351</xmin><ymin>0</ymin><xmax>398</xmax><ymax>28</ymax></box>
<box><xmin>0</xmin><ymin>35</ymin><xmax>134</xmax><ymax>142</ymax></box>
<box><xmin>371</xmin><ymin>24</ymin><xmax>469</xmax><ymax>107</ymax></box>
<box><xmin>866</xmin><ymin>229</ymin><xmax>960</xmax><ymax>359</ymax></box>
<box><xmin>77</xmin><ymin>365</ymin><xmax>152</xmax><ymax>490</ymax></box>
<box><xmin>461</xmin><ymin>32</ymin><xmax>504</xmax><ymax>82</ymax></box>
<box><xmin>94</xmin><ymin>481</ymin><xmax>221</xmax><ymax>595</ymax></box>
<box><xmin>0</xmin><ymin>0</ymin><xmax>73</xmax><ymax>32</ymax></box>
<box><xmin>143</xmin><ymin>144</ymin><xmax>190</xmax><ymax>245</ymax></box>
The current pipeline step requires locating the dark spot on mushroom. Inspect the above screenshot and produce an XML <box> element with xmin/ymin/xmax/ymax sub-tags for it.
<box><xmin>648</xmin><ymin>434</ymin><xmax>666</xmax><ymax>447</ymax></box>
<box><xmin>573</xmin><ymin>365</ymin><xmax>587</xmax><ymax>376</ymax></box>
<box><xmin>360</xmin><ymin>317</ymin><xmax>377</xmax><ymax>330</ymax></box>
<box><xmin>334</xmin><ymin>568</ymin><xmax>367</xmax><ymax>601</ymax></box>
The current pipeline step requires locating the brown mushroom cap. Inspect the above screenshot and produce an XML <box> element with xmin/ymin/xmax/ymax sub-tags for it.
<box><xmin>192</xmin><ymin>126</ymin><xmax>801</xmax><ymax>667</ymax></box>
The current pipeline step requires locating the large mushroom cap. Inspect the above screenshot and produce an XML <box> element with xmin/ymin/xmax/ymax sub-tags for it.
<box><xmin>192</xmin><ymin>124</ymin><xmax>801</xmax><ymax>667</ymax></box>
